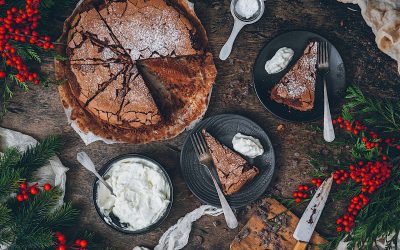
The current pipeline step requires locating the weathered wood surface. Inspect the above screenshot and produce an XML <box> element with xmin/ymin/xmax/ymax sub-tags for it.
<box><xmin>1</xmin><ymin>0</ymin><xmax>399</xmax><ymax>249</ymax></box>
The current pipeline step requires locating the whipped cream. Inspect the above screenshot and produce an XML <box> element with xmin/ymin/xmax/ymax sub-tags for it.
<box><xmin>232</xmin><ymin>133</ymin><xmax>264</xmax><ymax>158</ymax></box>
<box><xmin>97</xmin><ymin>157</ymin><xmax>171</xmax><ymax>231</ymax></box>
<box><xmin>265</xmin><ymin>47</ymin><xmax>294</xmax><ymax>74</ymax></box>
<box><xmin>235</xmin><ymin>0</ymin><xmax>259</xmax><ymax>19</ymax></box>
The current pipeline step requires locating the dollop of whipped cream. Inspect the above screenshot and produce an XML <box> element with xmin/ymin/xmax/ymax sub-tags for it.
<box><xmin>265</xmin><ymin>47</ymin><xmax>294</xmax><ymax>74</ymax></box>
<box><xmin>97</xmin><ymin>157</ymin><xmax>170</xmax><ymax>231</ymax></box>
<box><xmin>232</xmin><ymin>133</ymin><xmax>264</xmax><ymax>158</ymax></box>
<box><xmin>235</xmin><ymin>0</ymin><xmax>259</xmax><ymax>19</ymax></box>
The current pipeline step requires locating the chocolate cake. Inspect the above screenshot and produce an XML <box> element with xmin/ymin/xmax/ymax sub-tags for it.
<box><xmin>201</xmin><ymin>130</ymin><xmax>259</xmax><ymax>195</ymax></box>
<box><xmin>56</xmin><ymin>0</ymin><xmax>217</xmax><ymax>143</ymax></box>
<box><xmin>270</xmin><ymin>41</ymin><xmax>318</xmax><ymax>111</ymax></box>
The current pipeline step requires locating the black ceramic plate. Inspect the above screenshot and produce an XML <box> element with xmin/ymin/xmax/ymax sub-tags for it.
<box><xmin>253</xmin><ymin>30</ymin><xmax>347</xmax><ymax>122</ymax></box>
<box><xmin>180</xmin><ymin>114</ymin><xmax>275</xmax><ymax>208</ymax></box>
<box><xmin>93</xmin><ymin>154</ymin><xmax>173</xmax><ymax>234</ymax></box>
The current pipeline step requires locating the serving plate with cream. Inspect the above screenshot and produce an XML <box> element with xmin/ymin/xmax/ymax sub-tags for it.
<box><xmin>93</xmin><ymin>154</ymin><xmax>173</xmax><ymax>234</ymax></box>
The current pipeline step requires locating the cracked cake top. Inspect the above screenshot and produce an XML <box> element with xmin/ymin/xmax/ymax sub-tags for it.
<box><xmin>56</xmin><ymin>0</ymin><xmax>216</xmax><ymax>143</ymax></box>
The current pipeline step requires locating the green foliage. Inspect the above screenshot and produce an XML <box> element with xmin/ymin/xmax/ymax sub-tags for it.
<box><xmin>321</xmin><ymin>86</ymin><xmax>400</xmax><ymax>249</ymax></box>
<box><xmin>0</xmin><ymin>135</ymin><xmax>81</xmax><ymax>249</ymax></box>
<box><xmin>343</xmin><ymin>85</ymin><xmax>400</xmax><ymax>132</ymax></box>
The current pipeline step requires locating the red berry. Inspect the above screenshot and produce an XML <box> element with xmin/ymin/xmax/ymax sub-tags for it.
<box><xmin>344</xmin><ymin>226</ymin><xmax>350</xmax><ymax>232</ymax></box>
<box><xmin>295</xmin><ymin>198</ymin><xmax>301</xmax><ymax>203</ymax></box>
<box><xmin>43</xmin><ymin>183</ymin><xmax>51</xmax><ymax>191</ymax></box>
<box><xmin>17</xmin><ymin>194</ymin><xmax>24</xmax><ymax>202</ymax></box>
<box><xmin>80</xmin><ymin>240</ymin><xmax>87</xmax><ymax>247</ymax></box>
<box><xmin>75</xmin><ymin>239</ymin><xmax>81</xmax><ymax>245</ymax></box>
<box><xmin>337</xmin><ymin>226</ymin><xmax>343</xmax><ymax>232</ymax></box>
<box><xmin>20</xmin><ymin>182</ymin><xmax>27</xmax><ymax>190</ymax></box>
<box><xmin>303</xmin><ymin>185</ymin><xmax>309</xmax><ymax>191</ymax></box>
<box><xmin>56</xmin><ymin>246</ymin><xmax>65</xmax><ymax>250</ymax></box>
<box><xmin>30</xmin><ymin>186</ymin><xmax>38</xmax><ymax>195</ymax></box>
<box><xmin>57</xmin><ymin>234</ymin><xmax>65</xmax><ymax>242</ymax></box>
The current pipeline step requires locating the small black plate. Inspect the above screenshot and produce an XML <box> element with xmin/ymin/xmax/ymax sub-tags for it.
<box><xmin>180</xmin><ymin>114</ymin><xmax>275</xmax><ymax>208</ymax></box>
<box><xmin>92</xmin><ymin>154</ymin><xmax>173</xmax><ymax>234</ymax></box>
<box><xmin>253</xmin><ymin>30</ymin><xmax>347</xmax><ymax>122</ymax></box>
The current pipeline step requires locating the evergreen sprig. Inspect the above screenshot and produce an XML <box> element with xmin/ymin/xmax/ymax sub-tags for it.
<box><xmin>321</xmin><ymin>87</ymin><xmax>400</xmax><ymax>249</ymax></box>
<box><xmin>343</xmin><ymin>85</ymin><xmax>400</xmax><ymax>132</ymax></box>
<box><xmin>0</xmin><ymin>135</ymin><xmax>81</xmax><ymax>249</ymax></box>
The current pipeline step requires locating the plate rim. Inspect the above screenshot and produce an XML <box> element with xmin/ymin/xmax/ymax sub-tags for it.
<box><xmin>252</xmin><ymin>29</ymin><xmax>347</xmax><ymax>123</ymax></box>
<box><xmin>180</xmin><ymin>114</ymin><xmax>276</xmax><ymax>208</ymax></box>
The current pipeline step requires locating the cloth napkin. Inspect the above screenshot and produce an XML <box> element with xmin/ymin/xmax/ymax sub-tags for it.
<box><xmin>133</xmin><ymin>205</ymin><xmax>223</xmax><ymax>250</ymax></box>
<box><xmin>338</xmin><ymin>0</ymin><xmax>400</xmax><ymax>74</ymax></box>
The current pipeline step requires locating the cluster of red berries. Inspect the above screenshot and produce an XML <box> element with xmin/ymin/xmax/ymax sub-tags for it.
<box><xmin>336</xmin><ymin>193</ymin><xmax>369</xmax><ymax>232</ymax></box>
<box><xmin>333</xmin><ymin>116</ymin><xmax>400</xmax><ymax>153</ymax></box>
<box><xmin>293</xmin><ymin>178</ymin><xmax>325</xmax><ymax>202</ymax></box>
<box><xmin>16</xmin><ymin>181</ymin><xmax>52</xmax><ymax>202</ymax></box>
<box><xmin>0</xmin><ymin>0</ymin><xmax>55</xmax><ymax>84</ymax></box>
<box><xmin>293</xmin><ymin>185</ymin><xmax>309</xmax><ymax>202</ymax></box>
<box><xmin>333</xmin><ymin>160</ymin><xmax>393</xmax><ymax>232</ymax></box>
<box><xmin>55</xmin><ymin>232</ymin><xmax>87</xmax><ymax>250</ymax></box>
<box><xmin>311</xmin><ymin>178</ymin><xmax>323</xmax><ymax>188</ymax></box>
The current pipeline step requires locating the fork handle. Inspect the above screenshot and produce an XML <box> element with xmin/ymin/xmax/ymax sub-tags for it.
<box><xmin>208</xmin><ymin>169</ymin><xmax>238</xmax><ymax>229</ymax></box>
<box><xmin>323</xmin><ymin>77</ymin><xmax>335</xmax><ymax>142</ymax></box>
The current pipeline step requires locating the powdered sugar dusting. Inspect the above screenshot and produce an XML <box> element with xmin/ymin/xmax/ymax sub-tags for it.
<box><xmin>277</xmin><ymin>42</ymin><xmax>317</xmax><ymax>99</ymax></box>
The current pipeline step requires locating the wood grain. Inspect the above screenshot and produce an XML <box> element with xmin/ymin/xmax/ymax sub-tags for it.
<box><xmin>230</xmin><ymin>198</ymin><xmax>326</xmax><ymax>250</ymax></box>
<box><xmin>0</xmin><ymin>0</ymin><xmax>399</xmax><ymax>249</ymax></box>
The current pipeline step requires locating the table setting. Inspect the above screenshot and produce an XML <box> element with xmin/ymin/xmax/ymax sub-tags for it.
<box><xmin>0</xmin><ymin>0</ymin><xmax>399</xmax><ymax>249</ymax></box>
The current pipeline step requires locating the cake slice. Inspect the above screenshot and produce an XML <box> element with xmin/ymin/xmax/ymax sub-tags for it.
<box><xmin>137</xmin><ymin>53</ymin><xmax>216</xmax><ymax>119</ymax></box>
<box><xmin>201</xmin><ymin>129</ymin><xmax>259</xmax><ymax>195</ymax></box>
<box><xmin>270</xmin><ymin>41</ymin><xmax>318</xmax><ymax>111</ymax></box>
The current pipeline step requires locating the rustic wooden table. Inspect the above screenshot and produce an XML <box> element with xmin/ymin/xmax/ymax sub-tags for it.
<box><xmin>1</xmin><ymin>0</ymin><xmax>399</xmax><ymax>249</ymax></box>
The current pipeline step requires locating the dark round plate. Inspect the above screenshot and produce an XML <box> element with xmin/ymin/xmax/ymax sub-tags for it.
<box><xmin>93</xmin><ymin>154</ymin><xmax>173</xmax><ymax>234</ymax></box>
<box><xmin>253</xmin><ymin>30</ymin><xmax>347</xmax><ymax>122</ymax></box>
<box><xmin>180</xmin><ymin>114</ymin><xmax>275</xmax><ymax>208</ymax></box>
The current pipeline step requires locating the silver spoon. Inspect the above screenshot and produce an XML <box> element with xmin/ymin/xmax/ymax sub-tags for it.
<box><xmin>77</xmin><ymin>151</ymin><xmax>116</xmax><ymax>196</ymax></box>
<box><xmin>219</xmin><ymin>0</ymin><xmax>265</xmax><ymax>60</ymax></box>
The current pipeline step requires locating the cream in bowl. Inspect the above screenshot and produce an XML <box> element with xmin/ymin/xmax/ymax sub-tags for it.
<box><xmin>94</xmin><ymin>155</ymin><xmax>172</xmax><ymax>233</ymax></box>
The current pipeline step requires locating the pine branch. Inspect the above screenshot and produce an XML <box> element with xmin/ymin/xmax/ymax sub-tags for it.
<box><xmin>16</xmin><ymin>135</ymin><xmax>62</xmax><ymax>179</ymax></box>
<box><xmin>44</xmin><ymin>202</ymin><xmax>79</xmax><ymax>229</ymax></box>
<box><xmin>343</xmin><ymin>86</ymin><xmax>400</xmax><ymax>132</ymax></box>
<box><xmin>0</xmin><ymin>148</ymin><xmax>23</xmax><ymax>200</ymax></box>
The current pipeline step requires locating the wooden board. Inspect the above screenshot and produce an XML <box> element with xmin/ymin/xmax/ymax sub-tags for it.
<box><xmin>230</xmin><ymin>198</ymin><xmax>327</xmax><ymax>250</ymax></box>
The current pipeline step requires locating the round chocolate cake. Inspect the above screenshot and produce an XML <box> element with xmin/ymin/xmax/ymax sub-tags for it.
<box><xmin>56</xmin><ymin>0</ymin><xmax>217</xmax><ymax>143</ymax></box>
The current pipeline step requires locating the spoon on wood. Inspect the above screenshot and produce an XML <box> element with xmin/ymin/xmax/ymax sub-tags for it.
<box><xmin>219</xmin><ymin>0</ymin><xmax>265</xmax><ymax>60</ymax></box>
<box><xmin>77</xmin><ymin>151</ymin><xmax>116</xmax><ymax>196</ymax></box>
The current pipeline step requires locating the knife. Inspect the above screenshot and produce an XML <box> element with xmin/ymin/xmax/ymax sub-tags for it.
<box><xmin>293</xmin><ymin>176</ymin><xmax>333</xmax><ymax>250</ymax></box>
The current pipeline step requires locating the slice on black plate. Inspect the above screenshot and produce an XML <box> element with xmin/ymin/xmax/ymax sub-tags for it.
<box><xmin>270</xmin><ymin>41</ymin><xmax>317</xmax><ymax>112</ymax></box>
<box><xmin>180</xmin><ymin>114</ymin><xmax>275</xmax><ymax>208</ymax></box>
<box><xmin>253</xmin><ymin>30</ymin><xmax>347</xmax><ymax>122</ymax></box>
<box><xmin>201</xmin><ymin>129</ymin><xmax>259</xmax><ymax>196</ymax></box>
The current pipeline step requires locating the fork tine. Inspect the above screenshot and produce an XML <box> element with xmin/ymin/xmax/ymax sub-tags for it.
<box><xmin>190</xmin><ymin>134</ymin><xmax>201</xmax><ymax>157</ymax></box>
<box><xmin>195</xmin><ymin>133</ymin><xmax>206</xmax><ymax>154</ymax></box>
<box><xmin>318</xmin><ymin>42</ymin><xmax>321</xmax><ymax>64</ymax></box>
<box><xmin>325</xmin><ymin>41</ymin><xmax>329</xmax><ymax>64</ymax></box>
<box><xmin>198</xmin><ymin>132</ymin><xmax>209</xmax><ymax>153</ymax></box>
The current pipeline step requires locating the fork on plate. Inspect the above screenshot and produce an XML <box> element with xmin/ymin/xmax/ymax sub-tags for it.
<box><xmin>190</xmin><ymin>132</ymin><xmax>238</xmax><ymax>229</ymax></box>
<box><xmin>318</xmin><ymin>41</ymin><xmax>335</xmax><ymax>142</ymax></box>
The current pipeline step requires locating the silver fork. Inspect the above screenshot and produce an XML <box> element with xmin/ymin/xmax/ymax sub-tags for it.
<box><xmin>318</xmin><ymin>41</ymin><xmax>335</xmax><ymax>142</ymax></box>
<box><xmin>190</xmin><ymin>132</ymin><xmax>238</xmax><ymax>229</ymax></box>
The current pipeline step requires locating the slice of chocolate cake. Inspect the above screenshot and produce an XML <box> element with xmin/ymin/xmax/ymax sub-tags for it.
<box><xmin>270</xmin><ymin>41</ymin><xmax>318</xmax><ymax>111</ymax></box>
<box><xmin>201</xmin><ymin>130</ymin><xmax>259</xmax><ymax>195</ymax></box>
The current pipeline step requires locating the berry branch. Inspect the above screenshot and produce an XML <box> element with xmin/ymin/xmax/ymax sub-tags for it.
<box><xmin>285</xmin><ymin>85</ymin><xmax>400</xmax><ymax>249</ymax></box>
